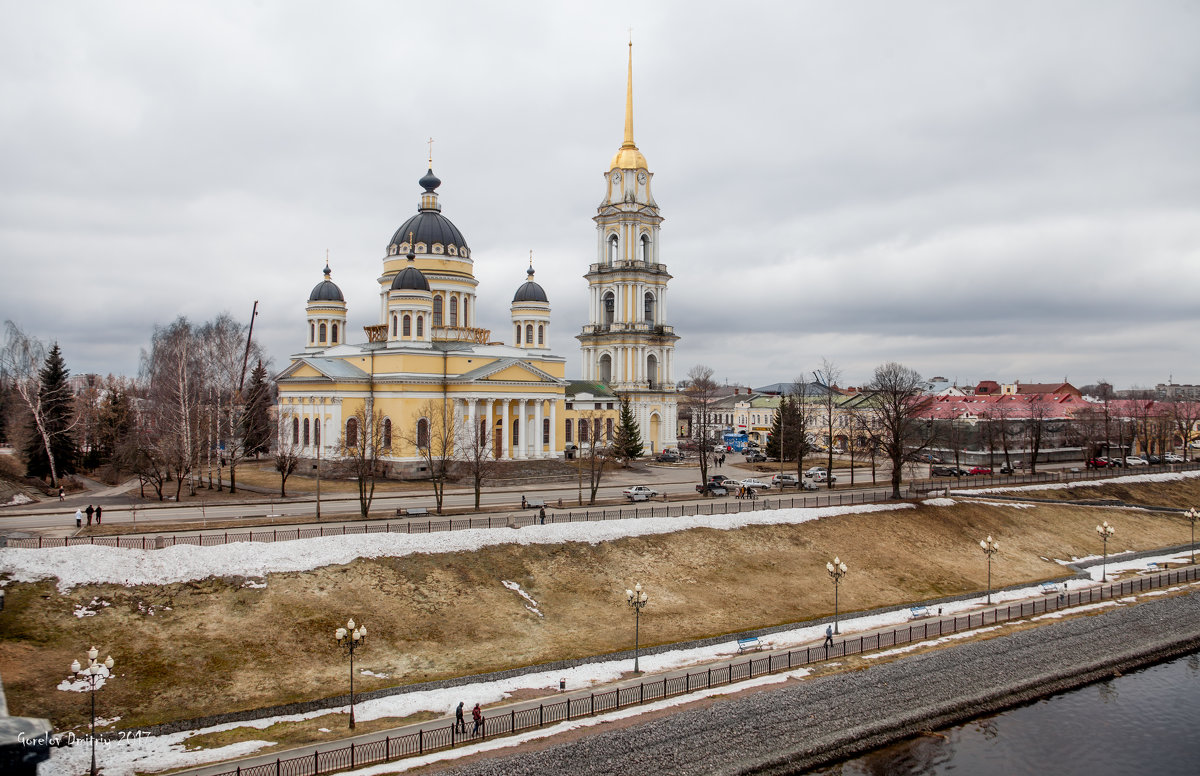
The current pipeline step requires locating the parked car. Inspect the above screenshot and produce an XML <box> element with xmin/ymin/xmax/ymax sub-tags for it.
<box><xmin>1124</xmin><ymin>456</ymin><xmax>1149</xmax><ymax>466</ymax></box>
<box><xmin>968</xmin><ymin>466</ymin><xmax>993</xmax><ymax>475</ymax></box>
<box><xmin>770</xmin><ymin>473</ymin><xmax>799</xmax><ymax>488</ymax></box>
<box><xmin>739</xmin><ymin>478</ymin><xmax>770</xmax><ymax>491</ymax></box>
<box><xmin>810</xmin><ymin>471</ymin><xmax>837</xmax><ymax>483</ymax></box>
<box><xmin>744</xmin><ymin>451</ymin><xmax>767</xmax><ymax>463</ymax></box>
<box><xmin>708</xmin><ymin>474</ymin><xmax>732</xmax><ymax>485</ymax></box>
<box><xmin>1147</xmin><ymin>455</ymin><xmax>1161</xmax><ymax>465</ymax></box>
<box><xmin>1099</xmin><ymin>457</ymin><xmax>1123</xmax><ymax>467</ymax></box>
<box><xmin>696</xmin><ymin>482</ymin><xmax>729</xmax><ymax>496</ymax></box>
<box><xmin>999</xmin><ymin>464</ymin><xmax>1015</xmax><ymax>475</ymax></box>
<box><xmin>656</xmin><ymin>449</ymin><xmax>681</xmax><ymax>462</ymax></box>
<box><xmin>623</xmin><ymin>485</ymin><xmax>659</xmax><ymax>502</ymax></box>
<box><xmin>1086</xmin><ymin>457</ymin><xmax>1108</xmax><ymax>468</ymax></box>
<box><xmin>1164</xmin><ymin>453</ymin><xmax>1185</xmax><ymax>463</ymax></box>
<box><xmin>799</xmin><ymin>479</ymin><xmax>821</xmax><ymax>491</ymax></box>
<box><xmin>805</xmin><ymin>466</ymin><xmax>828</xmax><ymax>478</ymax></box>
<box><xmin>931</xmin><ymin>465</ymin><xmax>961</xmax><ymax>477</ymax></box>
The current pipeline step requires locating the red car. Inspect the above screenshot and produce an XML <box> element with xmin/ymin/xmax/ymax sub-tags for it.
<box><xmin>1086</xmin><ymin>458</ymin><xmax>1108</xmax><ymax>468</ymax></box>
<box><xmin>968</xmin><ymin>466</ymin><xmax>993</xmax><ymax>475</ymax></box>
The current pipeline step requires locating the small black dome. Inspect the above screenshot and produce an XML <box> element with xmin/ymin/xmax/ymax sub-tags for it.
<box><xmin>513</xmin><ymin>267</ymin><xmax>548</xmax><ymax>303</ymax></box>
<box><xmin>309</xmin><ymin>264</ymin><xmax>344</xmax><ymax>302</ymax></box>
<box><xmin>391</xmin><ymin>259</ymin><xmax>431</xmax><ymax>292</ymax></box>
<box><xmin>419</xmin><ymin>168</ymin><xmax>441</xmax><ymax>191</ymax></box>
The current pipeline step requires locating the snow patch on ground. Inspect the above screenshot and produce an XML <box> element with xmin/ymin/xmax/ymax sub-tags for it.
<box><xmin>502</xmin><ymin>580</ymin><xmax>543</xmax><ymax>617</ymax></box>
<box><xmin>73</xmin><ymin>597</ymin><xmax>111</xmax><ymax>618</ymax></box>
<box><xmin>360</xmin><ymin>669</ymin><xmax>390</xmax><ymax>679</ymax></box>
<box><xmin>4</xmin><ymin>493</ymin><xmax>34</xmax><ymax>506</ymax></box>
<box><xmin>922</xmin><ymin>498</ymin><xmax>956</xmax><ymax>507</ymax></box>
<box><xmin>242</xmin><ymin>578</ymin><xmax>268</xmax><ymax>589</ymax></box>
<box><xmin>952</xmin><ymin>468</ymin><xmax>1200</xmax><ymax>496</ymax></box>
<box><xmin>56</xmin><ymin>665</ymin><xmax>112</xmax><ymax>693</ymax></box>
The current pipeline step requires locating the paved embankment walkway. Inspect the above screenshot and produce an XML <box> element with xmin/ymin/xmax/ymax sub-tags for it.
<box><xmin>435</xmin><ymin>589</ymin><xmax>1200</xmax><ymax>776</ymax></box>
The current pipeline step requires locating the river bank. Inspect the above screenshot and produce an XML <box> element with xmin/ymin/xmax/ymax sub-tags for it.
<box><xmin>433</xmin><ymin>589</ymin><xmax>1200</xmax><ymax>775</ymax></box>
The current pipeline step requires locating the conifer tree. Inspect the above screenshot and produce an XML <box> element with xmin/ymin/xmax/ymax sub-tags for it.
<box><xmin>242</xmin><ymin>360</ymin><xmax>273</xmax><ymax>458</ymax></box>
<box><xmin>23</xmin><ymin>343</ymin><xmax>78</xmax><ymax>481</ymax></box>
<box><xmin>612</xmin><ymin>394</ymin><xmax>643</xmax><ymax>465</ymax></box>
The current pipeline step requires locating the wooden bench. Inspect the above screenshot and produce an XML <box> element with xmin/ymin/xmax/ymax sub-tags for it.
<box><xmin>1040</xmin><ymin>582</ymin><xmax>1060</xmax><ymax>595</ymax></box>
<box><xmin>396</xmin><ymin>507</ymin><xmax>429</xmax><ymax>517</ymax></box>
<box><xmin>525</xmin><ymin>498</ymin><xmax>546</xmax><ymax>509</ymax></box>
<box><xmin>909</xmin><ymin>605</ymin><xmax>931</xmax><ymax>619</ymax></box>
<box><xmin>736</xmin><ymin>636</ymin><xmax>763</xmax><ymax>653</ymax></box>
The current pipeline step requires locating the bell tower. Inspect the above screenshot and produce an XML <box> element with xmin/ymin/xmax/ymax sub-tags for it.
<box><xmin>577</xmin><ymin>42</ymin><xmax>679</xmax><ymax>453</ymax></box>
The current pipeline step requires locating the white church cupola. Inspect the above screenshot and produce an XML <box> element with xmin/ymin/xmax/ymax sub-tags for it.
<box><xmin>511</xmin><ymin>257</ymin><xmax>550</xmax><ymax>350</ymax></box>
<box><xmin>306</xmin><ymin>261</ymin><xmax>347</xmax><ymax>351</ymax></box>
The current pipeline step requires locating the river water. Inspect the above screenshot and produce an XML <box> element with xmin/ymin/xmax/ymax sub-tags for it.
<box><xmin>809</xmin><ymin>650</ymin><xmax>1200</xmax><ymax>775</ymax></box>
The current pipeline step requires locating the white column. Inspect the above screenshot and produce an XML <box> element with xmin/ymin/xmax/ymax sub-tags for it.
<box><xmin>467</xmin><ymin>397</ymin><xmax>477</xmax><ymax>444</ymax></box>
<box><xmin>516</xmin><ymin>400</ymin><xmax>527</xmax><ymax>459</ymax></box>
<box><xmin>549</xmin><ymin>399</ymin><xmax>557</xmax><ymax>457</ymax></box>
<box><xmin>501</xmin><ymin>401</ymin><xmax>510</xmax><ymax>460</ymax></box>
<box><xmin>534</xmin><ymin>398</ymin><xmax>544</xmax><ymax>459</ymax></box>
<box><xmin>485</xmin><ymin>400</ymin><xmax>494</xmax><ymax>457</ymax></box>
<box><xmin>660</xmin><ymin>286</ymin><xmax>667</xmax><ymax>323</ymax></box>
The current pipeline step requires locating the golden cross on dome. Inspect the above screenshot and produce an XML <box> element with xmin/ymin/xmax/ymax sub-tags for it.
<box><xmin>427</xmin><ymin>137</ymin><xmax>434</xmax><ymax>165</ymax></box>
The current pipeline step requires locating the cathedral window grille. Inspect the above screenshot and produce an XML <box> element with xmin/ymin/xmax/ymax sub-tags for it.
<box><xmin>538</xmin><ymin>325</ymin><xmax>544</xmax><ymax>345</ymax></box>
<box><xmin>515</xmin><ymin>324</ymin><xmax>520</xmax><ymax>345</ymax></box>
<box><xmin>303</xmin><ymin>418</ymin><xmax>310</xmax><ymax>446</ymax></box>
<box><xmin>345</xmin><ymin>417</ymin><xmax>358</xmax><ymax>448</ymax></box>
<box><xmin>565</xmin><ymin>421</ymin><xmax>573</xmax><ymax>442</ymax></box>
<box><xmin>319</xmin><ymin>323</ymin><xmax>327</xmax><ymax>343</ymax></box>
<box><xmin>391</xmin><ymin>314</ymin><xmax>397</xmax><ymax>337</ymax></box>
<box><xmin>433</xmin><ymin>296</ymin><xmax>443</xmax><ymax>327</ymax></box>
<box><xmin>463</xmin><ymin>298</ymin><xmax>469</xmax><ymax>327</ymax></box>
<box><xmin>416</xmin><ymin>315</ymin><xmax>424</xmax><ymax>337</ymax></box>
<box><xmin>512</xmin><ymin>418</ymin><xmax>520</xmax><ymax>446</ymax></box>
<box><xmin>594</xmin><ymin>418</ymin><xmax>602</xmax><ymax>443</ymax></box>
<box><xmin>309</xmin><ymin>323</ymin><xmax>314</xmax><ymax>343</ymax></box>
<box><xmin>543</xmin><ymin>418</ymin><xmax>550</xmax><ymax>444</ymax></box>
<box><xmin>579</xmin><ymin>418</ymin><xmax>588</xmax><ymax>443</ymax></box>
<box><xmin>382</xmin><ymin>418</ymin><xmax>392</xmax><ymax>449</ymax></box>
<box><xmin>606</xmin><ymin>418</ymin><xmax>613</xmax><ymax>442</ymax></box>
<box><xmin>331</xmin><ymin>323</ymin><xmax>338</xmax><ymax>343</ymax></box>
<box><xmin>292</xmin><ymin>417</ymin><xmax>299</xmax><ymax>444</ymax></box>
<box><xmin>525</xmin><ymin>324</ymin><xmax>534</xmax><ymax>344</ymax></box>
<box><xmin>417</xmin><ymin>418</ymin><xmax>429</xmax><ymax>449</ymax></box>
<box><xmin>403</xmin><ymin>315</ymin><xmax>411</xmax><ymax>337</ymax></box>
<box><xmin>450</xmin><ymin>297</ymin><xmax>458</xmax><ymax>326</ymax></box>
<box><xmin>644</xmin><ymin>292</ymin><xmax>655</xmax><ymax>323</ymax></box>
<box><xmin>603</xmin><ymin>292</ymin><xmax>615</xmax><ymax>325</ymax></box>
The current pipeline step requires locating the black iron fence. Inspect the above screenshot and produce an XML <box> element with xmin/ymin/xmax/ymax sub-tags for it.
<box><xmin>203</xmin><ymin>564</ymin><xmax>1200</xmax><ymax>776</ymax></box>
<box><xmin>9</xmin><ymin>462</ymin><xmax>1197</xmax><ymax>551</ymax></box>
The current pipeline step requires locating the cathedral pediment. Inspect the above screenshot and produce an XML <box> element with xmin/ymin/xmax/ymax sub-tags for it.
<box><xmin>277</xmin><ymin>357</ymin><xmax>369</xmax><ymax>382</ymax></box>
<box><xmin>456</xmin><ymin>358</ymin><xmax>565</xmax><ymax>385</ymax></box>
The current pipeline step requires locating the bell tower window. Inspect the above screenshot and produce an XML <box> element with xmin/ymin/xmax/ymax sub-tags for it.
<box><xmin>644</xmin><ymin>292</ymin><xmax>655</xmax><ymax>323</ymax></box>
<box><xmin>599</xmin><ymin>353</ymin><xmax>612</xmax><ymax>383</ymax></box>
<box><xmin>603</xmin><ymin>292</ymin><xmax>615</xmax><ymax>325</ymax></box>
<box><xmin>608</xmin><ymin>234</ymin><xmax>619</xmax><ymax>264</ymax></box>
<box><xmin>641</xmin><ymin>234</ymin><xmax>651</xmax><ymax>263</ymax></box>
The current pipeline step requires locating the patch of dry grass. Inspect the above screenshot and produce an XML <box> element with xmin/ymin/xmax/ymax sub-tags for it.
<box><xmin>4</xmin><ymin>483</ymin><xmax>1199</xmax><ymax>733</ymax></box>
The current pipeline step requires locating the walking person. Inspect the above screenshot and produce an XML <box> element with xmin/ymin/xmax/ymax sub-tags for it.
<box><xmin>74</xmin><ymin>508</ymin><xmax>83</xmax><ymax>528</ymax></box>
<box><xmin>521</xmin><ymin>495</ymin><xmax>527</xmax><ymax>509</ymax></box>
<box><xmin>455</xmin><ymin>701</ymin><xmax>465</xmax><ymax>733</ymax></box>
<box><xmin>539</xmin><ymin>505</ymin><xmax>546</xmax><ymax>525</ymax></box>
<box><xmin>823</xmin><ymin>624</ymin><xmax>834</xmax><ymax>652</ymax></box>
<box><xmin>95</xmin><ymin>505</ymin><xmax>102</xmax><ymax>524</ymax></box>
<box><xmin>471</xmin><ymin>703</ymin><xmax>483</xmax><ymax>737</ymax></box>
<box><xmin>85</xmin><ymin>505</ymin><xmax>94</xmax><ymax>526</ymax></box>
<box><xmin>58</xmin><ymin>486</ymin><xmax>65</xmax><ymax>501</ymax></box>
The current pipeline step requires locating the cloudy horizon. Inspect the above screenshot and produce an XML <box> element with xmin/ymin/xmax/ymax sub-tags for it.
<box><xmin>3</xmin><ymin>1</ymin><xmax>1197</xmax><ymax>390</ymax></box>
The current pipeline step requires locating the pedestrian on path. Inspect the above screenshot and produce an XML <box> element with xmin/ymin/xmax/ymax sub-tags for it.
<box><xmin>85</xmin><ymin>505</ymin><xmax>94</xmax><ymax>526</ymax></box>
<box><xmin>58</xmin><ymin>486</ymin><xmax>65</xmax><ymax>501</ymax></box>
<box><xmin>74</xmin><ymin>508</ymin><xmax>82</xmax><ymax>528</ymax></box>
<box><xmin>824</xmin><ymin>624</ymin><xmax>833</xmax><ymax>650</ymax></box>
<box><xmin>539</xmin><ymin>506</ymin><xmax>546</xmax><ymax>525</ymax></box>
<box><xmin>95</xmin><ymin>505</ymin><xmax>102</xmax><ymax>524</ymax></box>
<box><xmin>455</xmin><ymin>701</ymin><xmax>465</xmax><ymax>733</ymax></box>
<box><xmin>521</xmin><ymin>495</ymin><xmax>527</xmax><ymax>509</ymax></box>
<box><xmin>471</xmin><ymin>703</ymin><xmax>483</xmax><ymax>736</ymax></box>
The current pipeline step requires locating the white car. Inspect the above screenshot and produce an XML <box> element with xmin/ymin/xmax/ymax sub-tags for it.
<box><xmin>739</xmin><ymin>478</ymin><xmax>770</xmax><ymax>491</ymax></box>
<box><xmin>623</xmin><ymin>485</ymin><xmax>659</xmax><ymax>502</ymax></box>
<box><xmin>1124</xmin><ymin>456</ymin><xmax>1149</xmax><ymax>466</ymax></box>
<box><xmin>1164</xmin><ymin>453</ymin><xmax>1185</xmax><ymax>463</ymax></box>
<box><xmin>770</xmin><ymin>473</ymin><xmax>798</xmax><ymax>488</ymax></box>
<box><xmin>805</xmin><ymin>467</ymin><xmax>838</xmax><ymax>483</ymax></box>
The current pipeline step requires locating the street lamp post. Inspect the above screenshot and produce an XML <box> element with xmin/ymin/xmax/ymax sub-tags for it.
<box><xmin>335</xmin><ymin>618</ymin><xmax>368</xmax><ymax>729</ymax></box>
<box><xmin>1096</xmin><ymin>521</ymin><xmax>1115</xmax><ymax>582</ymax></box>
<box><xmin>70</xmin><ymin>646</ymin><xmax>114</xmax><ymax>776</ymax></box>
<box><xmin>626</xmin><ymin>583</ymin><xmax>648</xmax><ymax>674</ymax></box>
<box><xmin>980</xmin><ymin>536</ymin><xmax>999</xmax><ymax>604</ymax></box>
<box><xmin>826</xmin><ymin>557</ymin><xmax>848</xmax><ymax>634</ymax></box>
<box><xmin>1185</xmin><ymin>508</ymin><xmax>1199</xmax><ymax>565</ymax></box>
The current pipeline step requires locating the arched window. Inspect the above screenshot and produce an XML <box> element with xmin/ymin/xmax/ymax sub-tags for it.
<box><xmin>314</xmin><ymin>419</ymin><xmax>320</xmax><ymax>447</ymax></box>
<box><xmin>417</xmin><ymin>418</ymin><xmax>429</xmax><ymax>448</ymax></box>
<box><xmin>403</xmin><ymin>315</ymin><xmax>411</xmax><ymax>337</ymax></box>
<box><xmin>433</xmin><ymin>296</ymin><xmax>443</xmax><ymax>327</ymax></box>
<box><xmin>319</xmin><ymin>322</ymin><xmax>327</xmax><ymax>343</ymax></box>
<box><xmin>565</xmin><ymin>420</ymin><xmax>573</xmax><ymax>443</ymax></box>
<box><xmin>641</xmin><ymin>233</ymin><xmax>651</xmax><ymax>263</ymax></box>
<box><xmin>538</xmin><ymin>325</ymin><xmax>544</xmax><ymax>345</ymax></box>
<box><xmin>644</xmin><ymin>292</ymin><xmax>655</xmax><ymax>323</ymax></box>
<box><xmin>543</xmin><ymin>417</ymin><xmax>550</xmax><ymax>444</ymax></box>
<box><xmin>515</xmin><ymin>324</ymin><xmax>521</xmax><ymax>345</ymax></box>
<box><xmin>599</xmin><ymin>353</ymin><xmax>612</xmax><ymax>383</ymax></box>
<box><xmin>331</xmin><ymin>323</ymin><xmax>338</xmax><ymax>343</ymax></box>
<box><xmin>647</xmin><ymin>354</ymin><xmax>659</xmax><ymax>389</ymax></box>
<box><xmin>309</xmin><ymin>323</ymin><xmax>314</xmax><ymax>343</ymax></box>
<box><xmin>603</xmin><ymin>292</ymin><xmax>615</xmax><ymax>325</ymax></box>
<box><xmin>345</xmin><ymin>417</ymin><xmax>358</xmax><ymax>448</ymax></box>
<box><xmin>579</xmin><ymin>418</ymin><xmax>589</xmax><ymax>443</ymax></box>
<box><xmin>450</xmin><ymin>297</ymin><xmax>458</xmax><ymax>327</ymax></box>
<box><xmin>382</xmin><ymin>418</ymin><xmax>392</xmax><ymax>449</ymax></box>
<box><xmin>525</xmin><ymin>324</ymin><xmax>534</xmax><ymax>344</ymax></box>
<box><xmin>292</xmin><ymin>417</ymin><xmax>299</xmax><ymax>444</ymax></box>
<box><xmin>606</xmin><ymin>418</ymin><xmax>614</xmax><ymax>442</ymax></box>
<box><xmin>303</xmin><ymin>418</ymin><xmax>310</xmax><ymax>446</ymax></box>
<box><xmin>608</xmin><ymin>234</ymin><xmax>619</xmax><ymax>264</ymax></box>
<box><xmin>594</xmin><ymin>418</ymin><xmax>601</xmax><ymax>443</ymax></box>
<box><xmin>463</xmin><ymin>298</ymin><xmax>469</xmax><ymax>327</ymax></box>
<box><xmin>416</xmin><ymin>316</ymin><xmax>423</xmax><ymax>337</ymax></box>
<box><xmin>512</xmin><ymin>418</ymin><xmax>520</xmax><ymax>446</ymax></box>
<box><xmin>391</xmin><ymin>314</ymin><xmax>397</xmax><ymax>337</ymax></box>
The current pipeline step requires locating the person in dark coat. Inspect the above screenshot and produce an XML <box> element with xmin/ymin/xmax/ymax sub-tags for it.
<box><xmin>455</xmin><ymin>701</ymin><xmax>465</xmax><ymax>733</ymax></box>
<box><xmin>539</xmin><ymin>506</ymin><xmax>546</xmax><ymax>525</ymax></box>
<box><xmin>95</xmin><ymin>505</ymin><xmax>102</xmax><ymax>524</ymax></box>
<box><xmin>471</xmin><ymin>703</ymin><xmax>483</xmax><ymax>736</ymax></box>
<box><xmin>85</xmin><ymin>505</ymin><xmax>94</xmax><ymax>526</ymax></box>
<box><xmin>58</xmin><ymin>486</ymin><xmax>65</xmax><ymax>501</ymax></box>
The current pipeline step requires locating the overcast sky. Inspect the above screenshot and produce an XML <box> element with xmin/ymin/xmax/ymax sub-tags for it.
<box><xmin>3</xmin><ymin>1</ymin><xmax>1198</xmax><ymax>390</ymax></box>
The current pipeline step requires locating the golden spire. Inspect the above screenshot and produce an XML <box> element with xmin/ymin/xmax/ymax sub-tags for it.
<box><xmin>610</xmin><ymin>39</ymin><xmax>648</xmax><ymax>171</ymax></box>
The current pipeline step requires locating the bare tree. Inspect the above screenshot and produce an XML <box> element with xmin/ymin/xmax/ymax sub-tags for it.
<box><xmin>1</xmin><ymin>321</ymin><xmax>77</xmax><ymax>487</ymax></box>
<box><xmin>812</xmin><ymin>358</ymin><xmax>842</xmax><ymax>489</ymax></box>
<box><xmin>1170</xmin><ymin>397</ymin><xmax>1200</xmax><ymax>461</ymax></box>
<box><xmin>681</xmin><ymin>365</ymin><xmax>720</xmax><ymax>488</ymax></box>
<box><xmin>862</xmin><ymin>362</ymin><xmax>933</xmax><ymax>499</ymax></box>
<box><xmin>577</xmin><ymin>409</ymin><xmax>610</xmax><ymax>505</ymax></box>
<box><xmin>406</xmin><ymin>399</ymin><xmax>455</xmax><ymax>513</ymax></box>
<box><xmin>274</xmin><ymin>437</ymin><xmax>301</xmax><ymax>498</ymax></box>
<box><xmin>336</xmin><ymin>404</ymin><xmax>392</xmax><ymax>518</ymax></box>
<box><xmin>455</xmin><ymin>412</ymin><xmax>494</xmax><ymax>510</ymax></box>
<box><xmin>1026</xmin><ymin>394</ymin><xmax>1051</xmax><ymax>474</ymax></box>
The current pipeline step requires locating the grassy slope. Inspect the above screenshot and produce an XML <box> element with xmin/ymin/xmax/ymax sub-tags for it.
<box><xmin>2</xmin><ymin>480</ymin><xmax>1197</xmax><ymax>732</ymax></box>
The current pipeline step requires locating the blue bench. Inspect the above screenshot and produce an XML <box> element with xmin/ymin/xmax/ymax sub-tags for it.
<box><xmin>909</xmin><ymin>605</ymin><xmax>930</xmax><ymax>619</ymax></box>
<box><xmin>736</xmin><ymin>636</ymin><xmax>763</xmax><ymax>654</ymax></box>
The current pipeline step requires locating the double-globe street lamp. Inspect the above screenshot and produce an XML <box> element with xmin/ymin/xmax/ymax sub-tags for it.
<box><xmin>1096</xmin><ymin>521</ymin><xmax>1115</xmax><ymax>582</ymax></box>
<box><xmin>980</xmin><ymin>536</ymin><xmax>1000</xmax><ymax>604</ymax></box>
<box><xmin>335</xmin><ymin>619</ymin><xmax>368</xmax><ymax>729</ymax></box>
<box><xmin>826</xmin><ymin>557</ymin><xmax>848</xmax><ymax>634</ymax></box>
<box><xmin>626</xmin><ymin>583</ymin><xmax>649</xmax><ymax>674</ymax></box>
<box><xmin>1185</xmin><ymin>507</ymin><xmax>1199</xmax><ymax>565</ymax></box>
<box><xmin>70</xmin><ymin>646</ymin><xmax>114</xmax><ymax>776</ymax></box>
